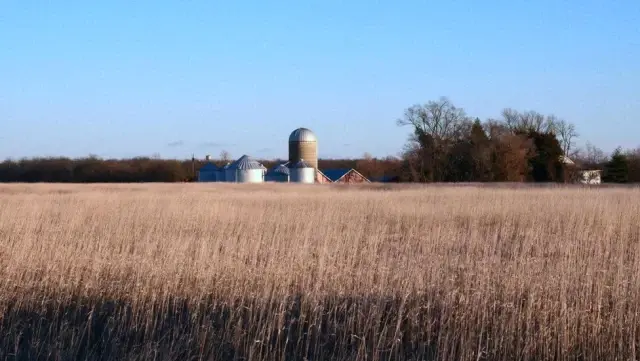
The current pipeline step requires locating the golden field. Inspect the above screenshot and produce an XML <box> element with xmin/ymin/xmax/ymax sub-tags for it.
<box><xmin>0</xmin><ymin>183</ymin><xmax>639</xmax><ymax>361</ymax></box>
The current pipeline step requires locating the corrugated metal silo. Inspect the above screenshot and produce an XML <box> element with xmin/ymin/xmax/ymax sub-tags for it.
<box><xmin>289</xmin><ymin>159</ymin><xmax>316</xmax><ymax>183</ymax></box>
<box><xmin>265</xmin><ymin>163</ymin><xmax>290</xmax><ymax>182</ymax></box>
<box><xmin>288</xmin><ymin>128</ymin><xmax>318</xmax><ymax>170</ymax></box>
<box><xmin>229</xmin><ymin>155</ymin><xmax>265</xmax><ymax>183</ymax></box>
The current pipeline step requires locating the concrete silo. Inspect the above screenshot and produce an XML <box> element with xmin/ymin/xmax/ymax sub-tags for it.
<box><xmin>228</xmin><ymin>155</ymin><xmax>265</xmax><ymax>183</ymax></box>
<box><xmin>265</xmin><ymin>163</ymin><xmax>290</xmax><ymax>182</ymax></box>
<box><xmin>288</xmin><ymin>128</ymin><xmax>318</xmax><ymax>170</ymax></box>
<box><xmin>289</xmin><ymin>159</ymin><xmax>316</xmax><ymax>183</ymax></box>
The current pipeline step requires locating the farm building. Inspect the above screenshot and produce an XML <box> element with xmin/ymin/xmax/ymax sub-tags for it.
<box><xmin>195</xmin><ymin>126</ymin><xmax>368</xmax><ymax>185</ymax></box>
<box><xmin>226</xmin><ymin>155</ymin><xmax>266</xmax><ymax>183</ymax></box>
<box><xmin>197</xmin><ymin>156</ymin><xmax>219</xmax><ymax>182</ymax></box>
<box><xmin>289</xmin><ymin>128</ymin><xmax>318</xmax><ymax>170</ymax></box>
<box><xmin>265</xmin><ymin>163</ymin><xmax>290</xmax><ymax>182</ymax></box>
<box><xmin>290</xmin><ymin>159</ymin><xmax>316</xmax><ymax>184</ymax></box>
<box><xmin>316</xmin><ymin>168</ymin><xmax>370</xmax><ymax>184</ymax></box>
<box><xmin>560</xmin><ymin>156</ymin><xmax>602</xmax><ymax>185</ymax></box>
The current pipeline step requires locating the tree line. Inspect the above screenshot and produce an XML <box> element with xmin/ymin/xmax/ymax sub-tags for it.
<box><xmin>396</xmin><ymin>97</ymin><xmax>640</xmax><ymax>183</ymax></box>
<box><xmin>1</xmin><ymin>96</ymin><xmax>638</xmax><ymax>183</ymax></box>
<box><xmin>0</xmin><ymin>155</ymin><xmax>404</xmax><ymax>183</ymax></box>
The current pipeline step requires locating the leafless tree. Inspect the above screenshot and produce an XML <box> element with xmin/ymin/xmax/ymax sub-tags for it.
<box><xmin>573</xmin><ymin>142</ymin><xmax>607</xmax><ymax>168</ymax></box>
<box><xmin>397</xmin><ymin>97</ymin><xmax>470</xmax><ymax>144</ymax></box>
<box><xmin>554</xmin><ymin>119</ymin><xmax>578</xmax><ymax>156</ymax></box>
<box><xmin>397</xmin><ymin>97</ymin><xmax>471</xmax><ymax>182</ymax></box>
<box><xmin>501</xmin><ymin>108</ymin><xmax>556</xmax><ymax>133</ymax></box>
<box><xmin>220</xmin><ymin>150</ymin><xmax>231</xmax><ymax>162</ymax></box>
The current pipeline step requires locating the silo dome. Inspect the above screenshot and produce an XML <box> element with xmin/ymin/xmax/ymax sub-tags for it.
<box><xmin>289</xmin><ymin>128</ymin><xmax>317</xmax><ymax>142</ymax></box>
<box><xmin>288</xmin><ymin>127</ymin><xmax>318</xmax><ymax>170</ymax></box>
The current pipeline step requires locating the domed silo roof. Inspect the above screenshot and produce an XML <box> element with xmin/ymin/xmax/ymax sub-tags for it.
<box><xmin>290</xmin><ymin>159</ymin><xmax>312</xmax><ymax>168</ymax></box>
<box><xmin>230</xmin><ymin>155</ymin><xmax>264</xmax><ymax>170</ymax></box>
<box><xmin>267</xmin><ymin>164</ymin><xmax>291</xmax><ymax>175</ymax></box>
<box><xmin>289</xmin><ymin>128</ymin><xmax>317</xmax><ymax>142</ymax></box>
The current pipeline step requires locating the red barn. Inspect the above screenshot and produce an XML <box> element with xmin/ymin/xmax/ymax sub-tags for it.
<box><xmin>316</xmin><ymin>168</ymin><xmax>370</xmax><ymax>184</ymax></box>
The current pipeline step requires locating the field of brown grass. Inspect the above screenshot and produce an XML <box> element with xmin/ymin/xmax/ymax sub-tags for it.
<box><xmin>0</xmin><ymin>183</ymin><xmax>639</xmax><ymax>360</ymax></box>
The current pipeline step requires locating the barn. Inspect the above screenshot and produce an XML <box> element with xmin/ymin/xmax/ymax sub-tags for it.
<box><xmin>316</xmin><ymin>168</ymin><xmax>370</xmax><ymax>184</ymax></box>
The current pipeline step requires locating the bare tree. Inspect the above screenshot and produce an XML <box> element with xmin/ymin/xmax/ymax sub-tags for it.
<box><xmin>220</xmin><ymin>150</ymin><xmax>231</xmax><ymax>162</ymax></box>
<box><xmin>573</xmin><ymin>142</ymin><xmax>607</xmax><ymax>168</ymax></box>
<box><xmin>397</xmin><ymin>97</ymin><xmax>470</xmax><ymax>144</ymax></box>
<box><xmin>554</xmin><ymin>119</ymin><xmax>578</xmax><ymax>156</ymax></box>
<box><xmin>397</xmin><ymin>97</ymin><xmax>470</xmax><ymax>182</ymax></box>
<box><xmin>501</xmin><ymin>109</ymin><xmax>556</xmax><ymax>133</ymax></box>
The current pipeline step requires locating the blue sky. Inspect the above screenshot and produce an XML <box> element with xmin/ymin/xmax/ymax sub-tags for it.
<box><xmin>1</xmin><ymin>0</ymin><xmax>638</xmax><ymax>160</ymax></box>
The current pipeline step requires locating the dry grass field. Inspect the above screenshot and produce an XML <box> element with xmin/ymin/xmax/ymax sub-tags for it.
<box><xmin>0</xmin><ymin>183</ymin><xmax>639</xmax><ymax>361</ymax></box>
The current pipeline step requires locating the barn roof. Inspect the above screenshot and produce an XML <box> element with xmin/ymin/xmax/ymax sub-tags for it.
<box><xmin>320</xmin><ymin>168</ymin><xmax>353</xmax><ymax>182</ymax></box>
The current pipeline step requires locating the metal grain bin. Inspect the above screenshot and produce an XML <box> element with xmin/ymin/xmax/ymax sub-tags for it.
<box><xmin>265</xmin><ymin>163</ymin><xmax>290</xmax><ymax>182</ymax></box>
<box><xmin>289</xmin><ymin>159</ymin><xmax>316</xmax><ymax>184</ymax></box>
<box><xmin>228</xmin><ymin>155</ymin><xmax>265</xmax><ymax>183</ymax></box>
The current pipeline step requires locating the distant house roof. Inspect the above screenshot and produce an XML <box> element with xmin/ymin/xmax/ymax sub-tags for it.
<box><xmin>560</xmin><ymin>155</ymin><xmax>575</xmax><ymax>165</ymax></box>
<box><xmin>319</xmin><ymin>168</ymin><xmax>351</xmax><ymax>182</ymax></box>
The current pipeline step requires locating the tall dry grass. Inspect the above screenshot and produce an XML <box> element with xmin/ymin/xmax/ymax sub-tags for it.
<box><xmin>0</xmin><ymin>183</ymin><xmax>639</xmax><ymax>360</ymax></box>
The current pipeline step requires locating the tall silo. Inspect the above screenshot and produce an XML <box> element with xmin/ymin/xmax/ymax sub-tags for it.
<box><xmin>288</xmin><ymin>128</ymin><xmax>318</xmax><ymax>170</ymax></box>
<box><xmin>289</xmin><ymin>159</ymin><xmax>316</xmax><ymax>184</ymax></box>
<box><xmin>265</xmin><ymin>163</ymin><xmax>290</xmax><ymax>182</ymax></box>
<box><xmin>229</xmin><ymin>155</ymin><xmax>265</xmax><ymax>183</ymax></box>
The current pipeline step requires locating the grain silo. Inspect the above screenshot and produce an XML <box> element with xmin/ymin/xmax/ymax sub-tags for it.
<box><xmin>288</xmin><ymin>127</ymin><xmax>318</xmax><ymax>170</ymax></box>
<box><xmin>289</xmin><ymin>159</ymin><xmax>316</xmax><ymax>183</ymax></box>
<box><xmin>265</xmin><ymin>163</ymin><xmax>290</xmax><ymax>182</ymax></box>
<box><xmin>228</xmin><ymin>155</ymin><xmax>265</xmax><ymax>183</ymax></box>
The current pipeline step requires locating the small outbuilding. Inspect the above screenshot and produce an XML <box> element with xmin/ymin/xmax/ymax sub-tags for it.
<box><xmin>561</xmin><ymin>156</ymin><xmax>603</xmax><ymax>185</ymax></box>
<box><xmin>197</xmin><ymin>158</ymin><xmax>219</xmax><ymax>182</ymax></box>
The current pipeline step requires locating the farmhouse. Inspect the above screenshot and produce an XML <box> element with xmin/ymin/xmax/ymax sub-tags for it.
<box><xmin>561</xmin><ymin>156</ymin><xmax>602</xmax><ymax>184</ymax></box>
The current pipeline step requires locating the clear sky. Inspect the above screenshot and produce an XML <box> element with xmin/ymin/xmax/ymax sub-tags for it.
<box><xmin>1</xmin><ymin>0</ymin><xmax>638</xmax><ymax>160</ymax></box>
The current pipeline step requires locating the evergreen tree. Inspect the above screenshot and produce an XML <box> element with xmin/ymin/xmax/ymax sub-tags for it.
<box><xmin>603</xmin><ymin>147</ymin><xmax>629</xmax><ymax>183</ymax></box>
<box><xmin>469</xmin><ymin>118</ymin><xmax>492</xmax><ymax>181</ymax></box>
<box><xmin>520</xmin><ymin>130</ymin><xmax>564</xmax><ymax>182</ymax></box>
